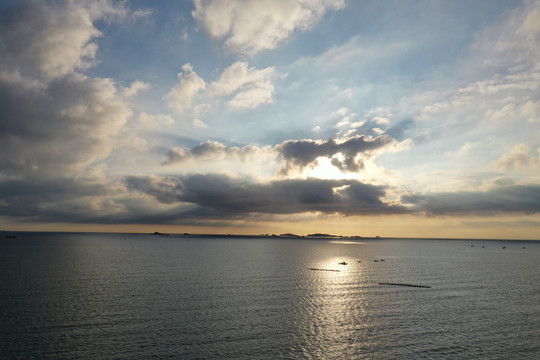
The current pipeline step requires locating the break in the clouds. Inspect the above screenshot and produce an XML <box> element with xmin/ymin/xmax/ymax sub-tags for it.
<box><xmin>192</xmin><ymin>0</ymin><xmax>346</xmax><ymax>55</ymax></box>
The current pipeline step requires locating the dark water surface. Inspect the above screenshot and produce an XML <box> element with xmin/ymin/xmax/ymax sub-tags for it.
<box><xmin>1</xmin><ymin>232</ymin><xmax>539</xmax><ymax>359</ymax></box>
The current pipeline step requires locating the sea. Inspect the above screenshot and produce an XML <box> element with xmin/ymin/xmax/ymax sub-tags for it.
<box><xmin>1</xmin><ymin>232</ymin><xmax>539</xmax><ymax>359</ymax></box>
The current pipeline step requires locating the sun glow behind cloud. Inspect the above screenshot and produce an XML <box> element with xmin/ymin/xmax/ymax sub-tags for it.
<box><xmin>303</xmin><ymin>156</ymin><xmax>364</xmax><ymax>181</ymax></box>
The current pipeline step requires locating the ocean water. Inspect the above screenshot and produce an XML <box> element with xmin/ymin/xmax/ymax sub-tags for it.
<box><xmin>1</xmin><ymin>233</ymin><xmax>539</xmax><ymax>359</ymax></box>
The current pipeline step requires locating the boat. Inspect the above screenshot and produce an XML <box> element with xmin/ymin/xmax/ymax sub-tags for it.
<box><xmin>5</xmin><ymin>234</ymin><xmax>16</xmax><ymax>238</ymax></box>
<box><xmin>338</xmin><ymin>261</ymin><xmax>348</xmax><ymax>265</ymax></box>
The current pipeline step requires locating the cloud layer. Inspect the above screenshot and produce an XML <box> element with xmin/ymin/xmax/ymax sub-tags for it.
<box><xmin>125</xmin><ymin>173</ymin><xmax>407</xmax><ymax>219</ymax></box>
<box><xmin>403</xmin><ymin>185</ymin><xmax>540</xmax><ymax>215</ymax></box>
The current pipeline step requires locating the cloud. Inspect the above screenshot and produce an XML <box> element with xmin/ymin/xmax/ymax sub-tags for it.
<box><xmin>0</xmin><ymin>0</ymin><xmax>127</xmax><ymax>80</ymax></box>
<box><xmin>163</xmin><ymin>141</ymin><xmax>266</xmax><ymax>165</ymax></box>
<box><xmin>137</xmin><ymin>112</ymin><xmax>174</xmax><ymax>127</ymax></box>
<box><xmin>192</xmin><ymin>0</ymin><xmax>346</xmax><ymax>55</ymax></box>
<box><xmin>213</xmin><ymin>61</ymin><xmax>277</xmax><ymax>109</ymax></box>
<box><xmin>0</xmin><ymin>177</ymin><xmax>119</xmax><ymax>221</ymax></box>
<box><xmin>275</xmin><ymin>135</ymin><xmax>395</xmax><ymax>174</ymax></box>
<box><xmin>192</xmin><ymin>118</ymin><xmax>208</xmax><ymax>128</ymax></box>
<box><xmin>402</xmin><ymin>184</ymin><xmax>540</xmax><ymax>215</ymax></box>
<box><xmin>494</xmin><ymin>144</ymin><xmax>539</xmax><ymax>171</ymax></box>
<box><xmin>471</xmin><ymin>0</ymin><xmax>540</xmax><ymax>72</ymax></box>
<box><xmin>166</xmin><ymin>61</ymin><xmax>279</xmax><ymax>115</ymax></box>
<box><xmin>122</xmin><ymin>80</ymin><xmax>151</xmax><ymax>98</ymax></box>
<box><xmin>0</xmin><ymin>0</ymin><xmax>140</xmax><ymax>230</ymax></box>
<box><xmin>162</xmin><ymin>135</ymin><xmax>407</xmax><ymax>178</ymax></box>
<box><xmin>125</xmin><ymin>173</ymin><xmax>407</xmax><ymax>219</ymax></box>
<box><xmin>165</xmin><ymin>63</ymin><xmax>206</xmax><ymax>114</ymax></box>
<box><xmin>0</xmin><ymin>1</ymin><xmax>138</xmax><ymax>180</ymax></box>
<box><xmin>125</xmin><ymin>175</ymin><xmax>184</xmax><ymax>204</ymax></box>
<box><xmin>0</xmin><ymin>73</ymin><xmax>132</xmax><ymax>178</ymax></box>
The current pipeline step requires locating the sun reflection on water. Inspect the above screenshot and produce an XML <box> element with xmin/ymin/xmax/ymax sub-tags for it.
<box><xmin>299</xmin><ymin>255</ymin><xmax>371</xmax><ymax>358</ymax></box>
<box><xmin>329</xmin><ymin>240</ymin><xmax>368</xmax><ymax>245</ymax></box>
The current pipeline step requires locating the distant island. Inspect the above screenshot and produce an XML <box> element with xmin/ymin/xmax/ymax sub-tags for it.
<box><xmin>149</xmin><ymin>232</ymin><xmax>376</xmax><ymax>239</ymax></box>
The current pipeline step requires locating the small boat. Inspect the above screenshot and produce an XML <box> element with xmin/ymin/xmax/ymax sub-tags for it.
<box><xmin>502</xmin><ymin>246</ymin><xmax>506</xmax><ymax>249</ymax></box>
<box><xmin>374</xmin><ymin>260</ymin><xmax>379</xmax><ymax>262</ymax></box>
<box><xmin>338</xmin><ymin>261</ymin><xmax>348</xmax><ymax>265</ymax></box>
<box><xmin>5</xmin><ymin>235</ymin><xmax>16</xmax><ymax>238</ymax></box>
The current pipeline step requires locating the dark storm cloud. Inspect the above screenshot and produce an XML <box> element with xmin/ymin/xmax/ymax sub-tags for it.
<box><xmin>125</xmin><ymin>173</ymin><xmax>408</xmax><ymax>217</ymax></box>
<box><xmin>275</xmin><ymin>135</ymin><xmax>394</xmax><ymax>174</ymax></box>
<box><xmin>402</xmin><ymin>184</ymin><xmax>540</xmax><ymax>215</ymax></box>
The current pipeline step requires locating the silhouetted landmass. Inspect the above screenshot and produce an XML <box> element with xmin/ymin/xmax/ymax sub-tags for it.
<box><xmin>306</xmin><ymin>233</ymin><xmax>340</xmax><ymax>238</ymax></box>
<box><xmin>280</xmin><ymin>233</ymin><xmax>300</xmax><ymax>238</ymax></box>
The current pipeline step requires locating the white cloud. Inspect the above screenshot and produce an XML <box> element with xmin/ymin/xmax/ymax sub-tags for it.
<box><xmin>123</xmin><ymin>80</ymin><xmax>151</xmax><ymax>98</ymax></box>
<box><xmin>213</xmin><ymin>61</ymin><xmax>276</xmax><ymax>109</ymax></box>
<box><xmin>138</xmin><ymin>112</ymin><xmax>174</xmax><ymax>127</ymax></box>
<box><xmin>166</xmin><ymin>61</ymin><xmax>279</xmax><ymax>115</ymax></box>
<box><xmin>0</xmin><ymin>74</ymin><xmax>132</xmax><ymax>178</ymax></box>
<box><xmin>165</xmin><ymin>63</ymin><xmax>206</xmax><ymax>114</ymax></box>
<box><xmin>192</xmin><ymin>0</ymin><xmax>346</xmax><ymax>55</ymax></box>
<box><xmin>472</xmin><ymin>0</ymin><xmax>540</xmax><ymax>72</ymax></box>
<box><xmin>0</xmin><ymin>0</ymin><xmax>128</xmax><ymax>80</ymax></box>
<box><xmin>193</xmin><ymin>118</ymin><xmax>208</xmax><ymax>128</ymax></box>
<box><xmin>494</xmin><ymin>144</ymin><xmax>539</xmax><ymax>172</ymax></box>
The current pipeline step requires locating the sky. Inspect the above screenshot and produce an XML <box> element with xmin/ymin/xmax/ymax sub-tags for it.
<box><xmin>1</xmin><ymin>0</ymin><xmax>540</xmax><ymax>239</ymax></box>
